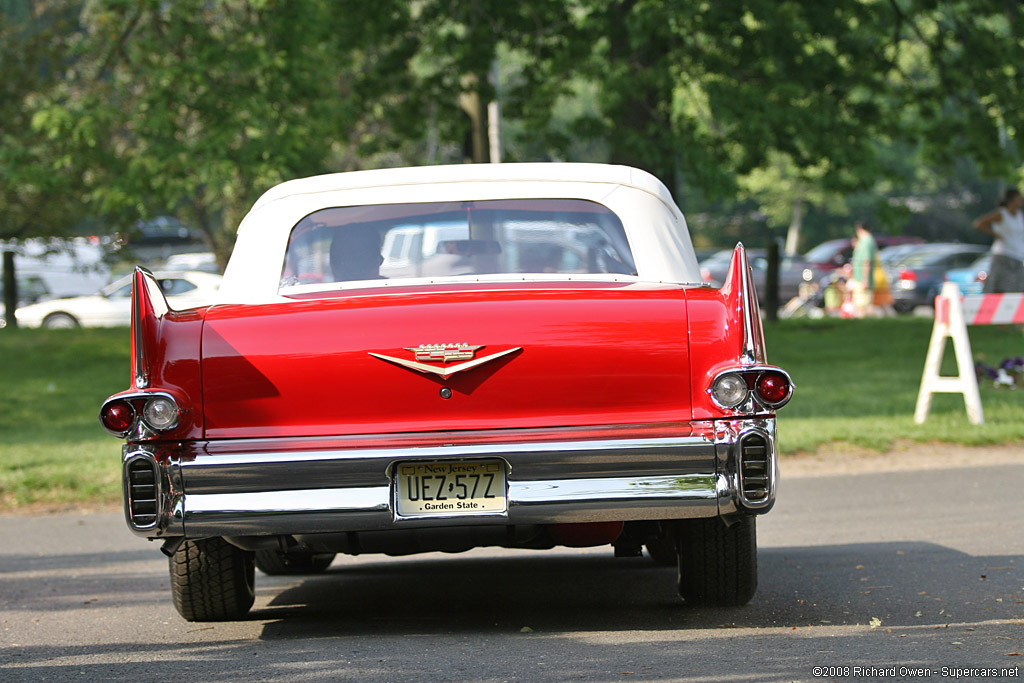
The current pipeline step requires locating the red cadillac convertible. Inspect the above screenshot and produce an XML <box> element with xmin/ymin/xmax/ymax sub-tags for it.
<box><xmin>100</xmin><ymin>163</ymin><xmax>793</xmax><ymax>621</ymax></box>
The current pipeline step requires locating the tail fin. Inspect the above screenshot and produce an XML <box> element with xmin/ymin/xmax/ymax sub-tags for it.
<box><xmin>131</xmin><ymin>267</ymin><xmax>169</xmax><ymax>389</ymax></box>
<box><xmin>720</xmin><ymin>243</ymin><xmax>766</xmax><ymax>365</ymax></box>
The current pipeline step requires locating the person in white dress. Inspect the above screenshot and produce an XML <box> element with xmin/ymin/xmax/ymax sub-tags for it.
<box><xmin>974</xmin><ymin>188</ymin><xmax>1024</xmax><ymax>293</ymax></box>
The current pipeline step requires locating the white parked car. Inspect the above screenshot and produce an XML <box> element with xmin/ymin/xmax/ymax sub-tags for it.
<box><xmin>15</xmin><ymin>270</ymin><xmax>222</xmax><ymax>328</ymax></box>
<box><xmin>163</xmin><ymin>251</ymin><xmax>220</xmax><ymax>273</ymax></box>
<box><xmin>9</xmin><ymin>237</ymin><xmax>111</xmax><ymax>298</ymax></box>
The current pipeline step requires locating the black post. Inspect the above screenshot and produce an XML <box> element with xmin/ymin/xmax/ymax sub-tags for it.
<box><xmin>2</xmin><ymin>250</ymin><xmax>17</xmax><ymax>329</ymax></box>
<box><xmin>765</xmin><ymin>239</ymin><xmax>779</xmax><ymax>321</ymax></box>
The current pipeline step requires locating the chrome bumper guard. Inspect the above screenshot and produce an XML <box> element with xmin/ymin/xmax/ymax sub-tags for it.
<box><xmin>122</xmin><ymin>418</ymin><xmax>777</xmax><ymax>538</ymax></box>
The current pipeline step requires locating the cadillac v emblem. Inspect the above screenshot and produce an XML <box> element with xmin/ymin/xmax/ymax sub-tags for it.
<box><xmin>408</xmin><ymin>344</ymin><xmax>483</xmax><ymax>363</ymax></box>
<box><xmin>369</xmin><ymin>343</ymin><xmax>522</xmax><ymax>378</ymax></box>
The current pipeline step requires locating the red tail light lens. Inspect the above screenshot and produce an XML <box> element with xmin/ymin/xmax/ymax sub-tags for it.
<box><xmin>711</xmin><ymin>367</ymin><xmax>794</xmax><ymax>412</ymax></box>
<box><xmin>756</xmin><ymin>372</ymin><xmax>791</xmax><ymax>406</ymax></box>
<box><xmin>898</xmin><ymin>268</ymin><xmax>917</xmax><ymax>282</ymax></box>
<box><xmin>101</xmin><ymin>400</ymin><xmax>136</xmax><ymax>434</ymax></box>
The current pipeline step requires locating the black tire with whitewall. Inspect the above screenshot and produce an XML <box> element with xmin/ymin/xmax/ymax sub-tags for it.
<box><xmin>169</xmin><ymin>537</ymin><xmax>255</xmax><ymax>621</ymax></box>
<box><xmin>41</xmin><ymin>312</ymin><xmax>79</xmax><ymax>329</ymax></box>
<box><xmin>675</xmin><ymin>516</ymin><xmax>757</xmax><ymax>606</ymax></box>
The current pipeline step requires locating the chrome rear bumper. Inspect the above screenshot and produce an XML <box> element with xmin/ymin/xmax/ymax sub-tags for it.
<box><xmin>122</xmin><ymin>418</ymin><xmax>777</xmax><ymax>538</ymax></box>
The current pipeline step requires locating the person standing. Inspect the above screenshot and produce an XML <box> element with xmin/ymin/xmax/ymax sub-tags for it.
<box><xmin>849</xmin><ymin>220</ymin><xmax>878</xmax><ymax>316</ymax></box>
<box><xmin>974</xmin><ymin>188</ymin><xmax>1024</xmax><ymax>293</ymax></box>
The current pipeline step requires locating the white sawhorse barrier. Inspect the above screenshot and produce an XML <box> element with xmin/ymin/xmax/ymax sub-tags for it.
<box><xmin>915</xmin><ymin>282</ymin><xmax>1024</xmax><ymax>425</ymax></box>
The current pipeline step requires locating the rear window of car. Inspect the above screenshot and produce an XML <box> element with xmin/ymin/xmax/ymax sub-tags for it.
<box><xmin>899</xmin><ymin>248</ymin><xmax>982</xmax><ymax>268</ymax></box>
<box><xmin>279</xmin><ymin>199</ymin><xmax>637</xmax><ymax>290</ymax></box>
<box><xmin>159</xmin><ymin>278</ymin><xmax>198</xmax><ymax>295</ymax></box>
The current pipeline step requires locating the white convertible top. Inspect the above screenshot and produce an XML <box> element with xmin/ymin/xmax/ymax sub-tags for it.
<box><xmin>221</xmin><ymin>163</ymin><xmax>701</xmax><ymax>302</ymax></box>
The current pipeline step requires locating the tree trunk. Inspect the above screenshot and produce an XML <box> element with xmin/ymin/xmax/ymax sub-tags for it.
<box><xmin>460</xmin><ymin>74</ymin><xmax>490</xmax><ymax>164</ymax></box>
<box><xmin>604</xmin><ymin>0</ymin><xmax>673</xmax><ymax>181</ymax></box>
<box><xmin>3</xmin><ymin>250</ymin><xmax>18</xmax><ymax>329</ymax></box>
<box><xmin>765</xmin><ymin>239</ymin><xmax>779</xmax><ymax>322</ymax></box>
<box><xmin>784</xmin><ymin>196</ymin><xmax>804</xmax><ymax>255</ymax></box>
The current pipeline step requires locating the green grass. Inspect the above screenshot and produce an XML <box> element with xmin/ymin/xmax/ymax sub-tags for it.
<box><xmin>1</xmin><ymin>319</ymin><xmax>1022</xmax><ymax>510</ymax></box>
<box><xmin>0</xmin><ymin>328</ymin><xmax>130</xmax><ymax>508</ymax></box>
<box><xmin>768</xmin><ymin>317</ymin><xmax>1024</xmax><ymax>454</ymax></box>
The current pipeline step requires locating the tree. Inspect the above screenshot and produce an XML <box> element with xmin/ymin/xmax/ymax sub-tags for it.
<box><xmin>738</xmin><ymin>153</ymin><xmax>848</xmax><ymax>254</ymax></box>
<box><xmin>15</xmin><ymin>0</ymin><xmax>1024</xmax><ymax>281</ymax></box>
<box><xmin>505</xmin><ymin>0</ymin><xmax>1022</xmax><ymax>247</ymax></box>
<box><xmin>36</xmin><ymin>0</ymin><xmax>373</xmax><ymax>268</ymax></box>
<box><xmin>885</xmin><ymin>0</ymin><xmax>1023</xmax><ymax>180</ymax></box>
<box><xmin>0</xmin><ymin>0</ymin><xmax>90</xmax><ymax>327</ymax></box>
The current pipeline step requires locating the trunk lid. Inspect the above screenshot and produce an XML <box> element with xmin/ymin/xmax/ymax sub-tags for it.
<box><xmin>200</xmin><ymin>282</ymin><xmax>692</xmax><ymax>439</ymax></box>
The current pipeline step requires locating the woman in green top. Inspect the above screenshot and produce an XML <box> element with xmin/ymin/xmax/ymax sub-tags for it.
<box><xmin>850</xmin><ymin>221</ymin><xmax>877</xmax><ymax>315</ymax></box>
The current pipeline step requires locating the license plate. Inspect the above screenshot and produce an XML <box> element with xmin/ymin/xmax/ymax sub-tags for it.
<box><xmin>395</xmin><ymin>460</ymin><xmax>507</xmax><ymax>517</ymax></box>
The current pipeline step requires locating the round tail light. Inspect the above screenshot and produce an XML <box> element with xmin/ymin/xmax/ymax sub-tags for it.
<box><xmin>101</xmin><ymin>400</ymin><xmax>136</xmax><ymax>435</ymax></box>
<box><xmin>712</xmin><ymin>373</ymin><xmax>750</xmax><ymax>408</ymax></box>
<box><xmin>142</xmin><ymin>396</ymin><xmax>179</xmax><ymax>430</ymax></box>
<box><xmin>756</xmin><ymin>372</ymin><xmax>791</xmax><ymax>407</ymax></box>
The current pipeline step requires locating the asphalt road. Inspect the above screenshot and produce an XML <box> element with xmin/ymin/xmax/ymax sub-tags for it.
<box><xmin>1</xmin><ymin>460</ymin><xmax>1022</xmax><ymax>682</ymax></box>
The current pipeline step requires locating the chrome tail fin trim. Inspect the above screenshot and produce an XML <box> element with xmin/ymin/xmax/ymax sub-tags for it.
<box><xmin>131</xmin><ymin>267</ymin><xmax>169</xmax><ymax>389</ymax></box>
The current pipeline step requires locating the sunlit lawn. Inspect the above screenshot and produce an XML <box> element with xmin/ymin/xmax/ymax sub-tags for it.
<box><xmin>768</xmin><ymin>317</ymin><xmax>1024</xmax><ymax>454</ymax></box>
<box><xmin>0</xmin><ymin>328</ymin><xmax>129</xmax><ymax>509</ymax></box>
<box><xmin>1</xmin><ymin>318</ymin><xmax>1022</xmax><ymax>509</ymax></box>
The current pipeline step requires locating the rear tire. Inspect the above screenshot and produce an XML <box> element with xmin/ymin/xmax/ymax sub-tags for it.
<box><xmin>42</xmin><ymin>312</ymin><xmax>79</xmax><ymax>329</ymax></box>
<box><xmin>170</xmin><ymin>537</ymin><xmax>255</xmax><ymax>621</ymax></box>
<box><xmin>254</xmin><ymin>549</ymin><xmax>335</xmax><ymax>575</ymax></box>
<box><xmin>675</xmin><ymin>516</ymin><xmax>757</xmax><ymax>606</ymax></box>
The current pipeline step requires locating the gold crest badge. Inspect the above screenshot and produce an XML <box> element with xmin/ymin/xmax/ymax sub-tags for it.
<box><xmin>369</xmin><ymin>343</ymin><xmax>521</xmax><ymax>378</ymax></box>
<box><xmin>407</xmin><ymin>344</ymin><xmax>483</xmax><ymax>363</ymax></box>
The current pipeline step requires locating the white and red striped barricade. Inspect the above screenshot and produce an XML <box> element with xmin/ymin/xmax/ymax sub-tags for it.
<box><xmin>915</xmin><ymin>282</ymin><xmax>1024</xmax><ymax>425</ymax></box>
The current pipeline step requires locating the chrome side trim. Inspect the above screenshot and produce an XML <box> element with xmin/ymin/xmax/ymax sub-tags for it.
<box><xmin>188</xmin><ymin>487</ymin><xmax>390</xmax><ymax>516</ymax></box>
<box><xmin>132</xmin><ymin>268</ymin><xmax>150</xmax><ymax>390</ymax></box>
<box><xmin>186</xmin><ymin>435</ymin><xmax>704</xmax><ymax>468</ymax></box>
<box><xmin>131</xmin><ymin>266</ymin><xmax>169</xmax><ymax>390</ymax></box>
<box><xmin>736</xmin><ymin>244</ymin><xmax>761</xmax><ymax>366</ymax></box>
<box><xmin>179</xmin><ymin>473</ymin><xmax>723</xmax><ymax>535</ymax></box>
<box><xmin>512</xmin><ymin>474</ymin><xmax>718</xmax><ymax>505</ymax></box>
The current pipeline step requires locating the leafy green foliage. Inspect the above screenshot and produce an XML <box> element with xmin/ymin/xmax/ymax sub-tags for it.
<box><xmin>48</xmin><ymin>0</ymin><xmax>368</xmax><ymax>263</ymax></box>
<box><xmin>4</xmin><ymin>0</ymin><xmax>1023</xmax><ymax>263</ymax></box>
<box><xmin>0</xmin><ymin>1</ymin><xmax>101</xmax><ymax>327</ymax></box>
<box><xmin>0</xmin><ymin>1</ymin><xmax>88</xmax><ymax>244</ymax></box>
<box><xmin>30</xmin><ymin>1</ymin><xmax>586</xmax><ymax>263</ymax></box>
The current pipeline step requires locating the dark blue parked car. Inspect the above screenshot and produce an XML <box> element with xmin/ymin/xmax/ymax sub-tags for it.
<box><xmin>942</xmin><ymin>253</ymin><xmax>991</xmax><ymax>296</ymax></box>
<box><xmin>886</xmin><ymin>243</ymin><xmax>988</xmax><ymax>312</ymax></box>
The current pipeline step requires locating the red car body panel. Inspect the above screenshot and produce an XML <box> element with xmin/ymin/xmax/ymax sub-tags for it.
<box><xmin>115</xmin><ymin>249</ymin><xmax>774</xmax><ymax>446</ymax></box>
<box><xmin>198</xmin><ymin>282</ymin><xmax>697</xmax><ymax>439</ymax></box>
